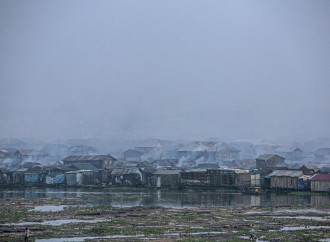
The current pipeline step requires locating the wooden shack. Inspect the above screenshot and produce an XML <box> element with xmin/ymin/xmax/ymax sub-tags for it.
<box><xmin>207</xmin><ymin>169</ymin><xmax>237</xmax><ymax>188</ymax></box>
<box><xmin>65</xmin><ymin>170</ymin><xmax>94</xmax><ymax>186</ymax></box>
<box><xmin>256</xmin><ymin>154</ymin><xmax>286</xmax><ymax>170</ymax></box>
<box><xmin>151</xmin><ymin>169</ymin><xmax>181</xmax><ymax>188</ymax></box>
<box><xmin>111</xmin><ymin>168</ymin><xmax>143</xmax><ymax>186</ymax></box>
<box><xmin>274</xmin><ymin>147</ymin><xmax>303</xmax><ymax>161</ymax></box>
<box><xmin>153</xmin><ymin>159</ymin><xmax>178</xmax><ymax>168</ymax></box>
<box><xmin>24</xmin><ymin>173</ymin><xmax>40</xmax><ymax>184</ymax></box>
<box><xmin>135</xmin><ymin>139</ymin><xmax>170</xmax><ymax>156</ymax></box>
<box><xmin>123</xmin><ymin>149</ymin><xmax>142</xmax><ymax>162</ymax></box>
<box><xmin>251</xmin><ymin>174</ymin><xmax>261</xmax><ymax>187</ymax></box>
<box><xmin>314</xmin><ymin>148</ymin><xmax>330</xmax><ymax>162</ymax></box>
<box><xmin>62</xmin><ymin>155</ymin><xmax>116</xmax><ymax>169</ymax></box>
<box><xmin>181</xmin><ymin>169</ymin><xmax>208</xmax><ymax>187</ymax></box>
<box><xmin>268</xmin><ymin>170</ymin><xmax>303</xmax><ymax>190</ymax></box>
<box><xmin>235</xmin><ymin>173</ymin><xmax>251</xmax><ymax>188</ymax></box>
<box><xmin>300</xmin><ymin>165</ymin><xmax>318</xmax><ymax>175</ymax></box>
<box><xmin>10</xmin><ymin>168</ymin><xmax>28</xmax><ymax>184</ymax></box>
<box><xmin>310</xmin><ymin>174</ymin><xmax>330</xmax><ymax>192</ymax></box>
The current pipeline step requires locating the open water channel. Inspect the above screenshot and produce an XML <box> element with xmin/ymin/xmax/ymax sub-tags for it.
<box><xmin>0</xmin><ymin>187</ymin><xmax>329</xmax><ymax>208</ymax></box>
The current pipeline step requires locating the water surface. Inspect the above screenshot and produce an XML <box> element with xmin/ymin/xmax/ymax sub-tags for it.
<box><xmin>0</xmin><ymin>187</ymin><xmax>329</xmax><ymax>208</ymax></box>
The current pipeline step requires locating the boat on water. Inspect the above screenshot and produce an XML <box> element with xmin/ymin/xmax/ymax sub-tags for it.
<box><xmin>241</xmin><ymin>187</ymin><xmax>265</xmax><ymax>195</ymax></box>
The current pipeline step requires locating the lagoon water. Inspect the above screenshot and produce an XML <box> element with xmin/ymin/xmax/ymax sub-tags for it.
<box><xmin>0</xmin><ymin>187</ymin><xmax>329</xmax><ymax>208</ymax></box>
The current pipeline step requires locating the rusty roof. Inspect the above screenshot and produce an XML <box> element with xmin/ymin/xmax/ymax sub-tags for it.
<box><xmin>310</xmin><ymin>173</ymin><xmax>330</xmax><ymax>181</ymax></box>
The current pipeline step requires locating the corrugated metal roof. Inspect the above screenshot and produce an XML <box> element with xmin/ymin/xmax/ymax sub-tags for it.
<box><xmin>111</xmin><ymin>168</ymin><xmax>141</xmax><ymax>175</ymax></box>
<box><xmin>177</xmin><ymin>141</ymin><xmax>239</xmax><ymax>153</ymax></box>
<box><xmin>182</xmin><ymin>169</ymin><xmax>207</xmax><ymax>173</ymax></box>
<box><xmin>65</xmin><ymin>170</ymin><xmax>94</xmax><ymax>174</ymax></box>
<box><xmin>197</xmin><ymin>163</ymin><xmax>219</xmax><ymax>169</ymax></box>
<box><xmin>15</xmin><ymin>168</ymin><xmax>29</xmax><ymax>172</ymax></box>
<box><xmin>153</xmin><ymin>159</ymin><xmax>177</xmax><ymax>167</ymax></box>
<box><xmin>206</xmin><ymin>168</ymin><xmax>249</xmax><ymax>174</ymax></box>
<box><xmin>153</xmin><ymin>169</ymin><xmax>181</xmax><ymax>175</ymax></box>
<box><xmin>310</xmin><ymin>173</ymin><xmax>330</xmax><ymax>181</ymax></box>
<box><xmin>301</xmin><ymin>164</ymin><xmax>318</xmax><ymax>170</ymax></box>
<box><xmin>268</xmin><ymin>170</ymin><xmax>303</xmax><ymax>177</ymax></box>
<box><xmin>45</xmin><ymin>165</ymin><xmax>73</xmax><ymax>172</ymax></box>
<box><xmin>141</xmin><ymin>167</ymin><xmax>156</xmax><ymax>173</ymax></box>
<box><xmin>123</xmin><ymin>149</ymin><xmax>142</xmax><ymax>155</ymax></box>
<box><xmin>176</xmin><ymin>141</ymin><xmax>216</xmax><ymax>152</ymax></box>
<box><xmin>63</xmin><ymin>155</ymin><xmax>116</xmax><ymax>162</ymax></box>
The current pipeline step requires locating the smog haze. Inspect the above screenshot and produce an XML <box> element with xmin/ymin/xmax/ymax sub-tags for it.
<box><xmin>1</xmin><ymin>0</ymin><xmax>330</xmax><ymax>142</ymax></box>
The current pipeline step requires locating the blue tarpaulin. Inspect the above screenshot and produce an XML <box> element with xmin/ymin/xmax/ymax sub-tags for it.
<box><xmin>46</xmin><ymin>174</ymin><xmax>65</xmax><ymax>184</ymax></box>
<box><xmin>298</xmin><ymin>178</ymin><xmax>308</xmax><ymax>190</ymax></box>
<box><xmin>53</xmin><ymin>174</ymin><xmax>65</xmax><ymax>184</ymax></box>
<box><xmin>24</xmin><ymin>173</ymin><xmax>39</xmax><ymax>183</ymax></box>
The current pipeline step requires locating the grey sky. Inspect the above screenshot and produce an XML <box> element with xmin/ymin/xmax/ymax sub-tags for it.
<box><xmin>1</xmin><ymin>0</ymin><xmax>329</xmax><ymax>142</ymax></box>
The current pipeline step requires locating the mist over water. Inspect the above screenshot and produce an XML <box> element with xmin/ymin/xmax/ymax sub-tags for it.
<box><xmin>1</xmin><ymin>1</ymin><xmax>330</xmax><ymax>142</ymax></box>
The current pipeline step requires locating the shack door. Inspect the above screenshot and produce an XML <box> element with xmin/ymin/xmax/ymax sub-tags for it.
<box><xmin>157</xmin><ymin>176</ymin><xmax>161</xmax><ymax>188</ymax></box>
<box><xmin>76</xmin><ymin>173</ymin><xmax>83</xmax><ymax>185</ymax></box>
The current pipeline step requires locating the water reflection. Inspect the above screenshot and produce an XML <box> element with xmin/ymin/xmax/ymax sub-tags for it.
<box><xmin>0</xmin><ymin>187</ymin><xmax>329</xmax><ymax>208</ymax></box>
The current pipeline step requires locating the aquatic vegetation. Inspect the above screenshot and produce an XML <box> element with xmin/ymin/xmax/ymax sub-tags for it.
<box><xmin>0</xmin><ymin>207</ymin><xmax>43</xmax><ymax>223</ymax></box>
<box><xmin>0</xmin><ymin>196</ymin><xmax>329</xmax><ymax>241</ymax></box>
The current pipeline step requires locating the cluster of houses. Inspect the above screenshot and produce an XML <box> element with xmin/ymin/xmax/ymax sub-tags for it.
<box><xmin>124</xmin><ymin>140</ymin><xmax>241</xmax><ymax>164</ymax></box>
<box><xmin>2</xmin><ymin>138</ymin><xmax>330</xmax><ymax>167</ymax></box>
<box><xmin>0</xmin><ymin>145</ymin><xmax>100</xmax><ymax>167</ymax></box>
<box><xmin>123</xmin><ymin>139</ymin><xmax>330</xmax><ymax>166</ymax></box>
<box><xmin>0</xmin><ymin>152</ymin><xmax>330</xmax><ymax>193</ymax></box>
<box><xmin>1</xmin><ymin>138</ymin><xmax>330</xmax><ymax>193</ymax></box>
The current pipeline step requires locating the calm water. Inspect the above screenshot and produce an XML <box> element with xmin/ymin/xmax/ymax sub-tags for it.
<box><xmin>0</xmin><ymin>187</ymin><xmax>329</xmax><ymax>208</ymax></box>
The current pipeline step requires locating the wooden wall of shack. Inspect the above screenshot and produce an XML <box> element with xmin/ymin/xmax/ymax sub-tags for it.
<box><xmin>235</xmin><ymin>173</ymin><xmax>251</xmax><ymax>188</ymax></box>
<box><xmin>2</xmin><ymin>165</ymin><xmax>330</xmax><ymax>193</ymax></box>
<box><xmin>112</xmin><ymin>173</ymin><xmax>142</xmax><ymax>186</ymax></box>
<box><xmin>102</xmin><ymin>169</ymin><xmax>112</xmax><ymax>184</ymax></box>
<box><xmin>181</xmin><ymin>171</ymin><xmax>209</xmax><ymax>187</ymax></box>
<box><xmin>181</xmin><ymin>170</ymin><xmax>253</xmax><ymax>188</ymax></box>
<box><xmin>270</xmin><ymin>176</ymin><xmax>299</xmax><ymax>189</ymax></box>
<box><xmin>11</xmin><ymin>171</ymin><xmax>25</xmax><ymax>184</ymax></box>
<box><xmin>84</xmin><ymin>171</ymin><xmax>102</xmax><ymax>185</ymax></box>
<box><xmin>208</xmin><ymin>170</ymin><xmax>237</xmax><ymax>187</ymax></box>
<box><xmin>251</xmin><ymin>174</ymin><xmax>261</xmax><ymax>187</ymax></box>
<box><xmin>311</xmin><ymin>180</ymin><xmax>330</xmax><ymax>192</ymax></box>
<box><xmin>150</xmin><ymin>174</ymin><xmax>180</xmax><ymax>188</ymax></box>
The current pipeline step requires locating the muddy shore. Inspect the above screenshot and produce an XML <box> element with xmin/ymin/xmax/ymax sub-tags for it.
<box><xmin>0</xmin><ymin>195</ymin><xmax>329</xmax><ymax>241</ymax></box>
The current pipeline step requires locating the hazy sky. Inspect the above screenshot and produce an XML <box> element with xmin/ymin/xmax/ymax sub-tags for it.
<box><xmin>1</xmin><ymin>0</ymin><xmax>330</xmax><ymax>142</ymax></box>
